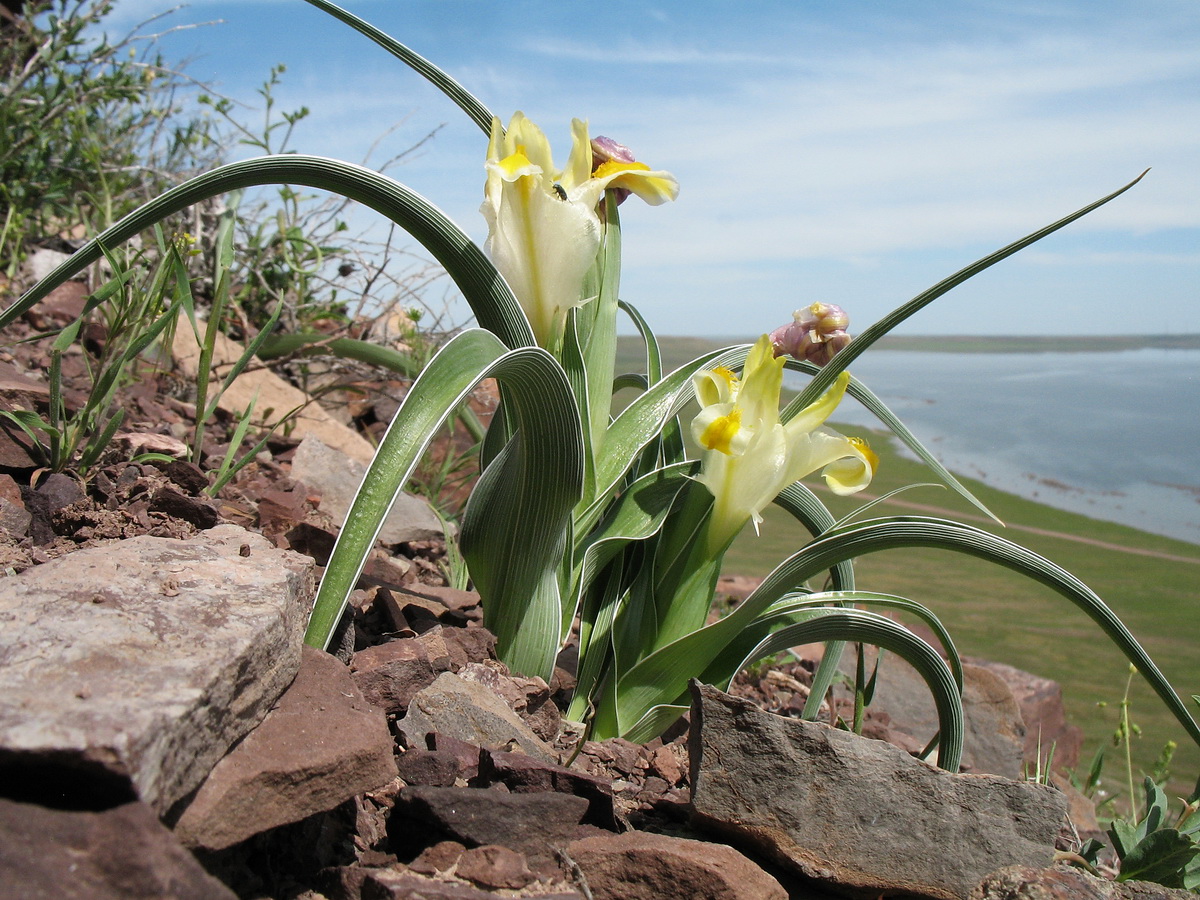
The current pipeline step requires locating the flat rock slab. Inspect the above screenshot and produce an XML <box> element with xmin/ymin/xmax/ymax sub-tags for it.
<box><xmin>688</xmin><ymin>682</ymin><xmax>1066</xmax><ymax>900</ymax></box>
<box><xmin>0</xmin><ymin>525</ymin><xmax>314</xmax><ymax>813</ymax></box>
<box><xmin>173</xmin><ymin>645</ymin><xmax>398</xmax><ymax>850</ymax></box>
<box><xmin>0</xmin><ymin>797</ymin><xmax>236</xmax><ymax>900</ymax></box>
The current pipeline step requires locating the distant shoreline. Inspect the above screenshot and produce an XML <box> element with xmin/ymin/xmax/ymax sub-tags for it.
<box><xmin>671</xmin><ymin>334</ymin><xmax>1200</xmax><ymax>354</ymax></box>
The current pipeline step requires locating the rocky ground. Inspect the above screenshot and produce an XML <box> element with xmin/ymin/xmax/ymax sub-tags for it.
<box><xmin>1</xmin><ymin>265</ymin><xmax>1180</xmax><ymax>900</ymax></box>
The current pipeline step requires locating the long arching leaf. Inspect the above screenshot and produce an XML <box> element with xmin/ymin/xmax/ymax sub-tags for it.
<box><xmin>782</xmin><ymin>171</ymin><xmax>1149</xmax><ymax>415</ymax></box>
<box><xmin>2</xmin><ymin>155</ymin><xmax>535</xmax><ymax>350</ymax></box>
<box><xmin>305</xmin><ymin>330</ymin><xmax>583</xmax><ymax>678</ymax></box>
<box><xmin>301</xmin><ymin>0</ymin><xmax>495</xmax><ymax>135</ymax></box>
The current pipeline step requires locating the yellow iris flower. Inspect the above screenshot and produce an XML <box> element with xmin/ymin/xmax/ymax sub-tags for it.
<box><xmin>482</xmin><ymin>112</ymin><xmax>678</xmax><ymax>348</ymax></box>
<box><xmin>692</xmin><ymin>335</ymin><xmax>878</xmax><ymax>555</ymax></box>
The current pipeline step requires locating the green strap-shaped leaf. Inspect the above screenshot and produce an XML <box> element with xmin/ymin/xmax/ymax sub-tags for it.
<box><xmin>617</xmin><ymin>299</ymin><xmax>665</xmax><ymax>388</ymax></box>
<box><xmin>566</xmin><ymin>461</ymin><xmax>694</xmax><ymax>721</ymax></box>
<box><xmin>783</xmin><ymin>171</ymin><xmax>1149</xmax><ymax>415</ymax></box>
<box><xmin>301</xmin><ymin>0</ymin><xmax>495</xmax><ymax>136</ymax></box>
<box><xmin>771</xmin><ymin>483</ymin><xmax>852</xmax><ymax>718</ymax></box>
<box><xmin>722</xmin><ymin>608</ymin><xmax>963</xmax><ymax>770</ymax></box>
<box><xmin>579</xmin><ymin>345</ymin><xmax>742</xmax><ymax>537</ymax></box>
<box><xmin>605</xmin><ymin>513</ymin><xmax>1200</xmax><ymax>753</ymax></box>
<box><xmin>756</xmin><ymin>515</ymin><xmax>1200</xmax><ymax>749</ymax></box>
<box><xmin>1</xmin><ymin>156</ymin><xmax>535</xmax><ymax>351</ymax></box>
<box><xmin>458</xmin><ymin>356</ymin><xmax>585</xmax><ymax>681</ymax></box>
<box><xmin>305</xmin><ymin>330</ymin><xmax>582</xmax><ymax>671</ymax></box>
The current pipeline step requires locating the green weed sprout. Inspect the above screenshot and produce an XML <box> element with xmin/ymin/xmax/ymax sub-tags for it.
<box><xmin>4</xmin><ymin>0</ymin><xmax>1200</xmax><ymax>772</ymax></box>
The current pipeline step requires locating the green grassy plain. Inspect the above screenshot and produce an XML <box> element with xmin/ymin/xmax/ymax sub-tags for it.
<box><xmin>618</xmin><ymin>335</ymin><xmax>1200</xmax><ymax>799</ymax></box>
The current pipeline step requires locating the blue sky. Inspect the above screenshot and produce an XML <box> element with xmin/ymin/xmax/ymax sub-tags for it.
<box><xmin>100</xmin><ymin>0</ymin><xmax>1199</xmax><ymax>337</ymax></box>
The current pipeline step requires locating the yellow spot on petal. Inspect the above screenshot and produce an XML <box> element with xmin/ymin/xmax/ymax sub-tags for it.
<box><xmin>849</xmin><ymin>436</ymin><xmax>879</xmax><ymax>473</ymax></box>
<box><xmin>701</xmin><ymin>408</ymin><xmax>742</xmax><ymax>454</ymax></box>
<box><xmin>592</xmin><ymin>160</ymin><xmax>651</xmax><ymax>179</ymax></box>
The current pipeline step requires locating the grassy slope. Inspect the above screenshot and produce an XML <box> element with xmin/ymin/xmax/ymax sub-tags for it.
<box><xmin>618</xmin><ymin>334</ymin><xmax>1200</xmax><ymax>795</ymax></box>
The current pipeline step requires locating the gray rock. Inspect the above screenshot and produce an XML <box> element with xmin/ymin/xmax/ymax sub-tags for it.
<box><xmin>970</xmin><ymin>659</ymin><xmax>1085</xmax><ymax>771</ymax></box>
<box><xmin>173</xmin><ymin>645</ymin><xmax>398</xmax><ymax>850</ymax></box>
<box><xmin>291</xmin><ymin>434</ymin><xmax>444</xmax><ymax>544</ymax></box>
<box><xmin>688</xmin><ymin>682</ymin><xmax>1066</xmax><ymax>900</ymax></box>
<box><xmin>399</xmin><ymin>672</ymin><xmax>558</xmax><ymax>765</ymax></box>
<box><xmin>0</xmin><ymin>525</ymin><xmax>314</xmax><ymax>813</ymax></box>
<box><xmin>0</xmin><ymin>797</ymin><xmax>236</xmax><ymax>900</ymax></box>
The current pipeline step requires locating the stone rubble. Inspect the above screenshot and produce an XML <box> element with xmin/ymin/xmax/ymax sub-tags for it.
<box><xmin>0</xmin><ymin>513</ymin><xmax>1119</xmax><ymax>899</ymax></box>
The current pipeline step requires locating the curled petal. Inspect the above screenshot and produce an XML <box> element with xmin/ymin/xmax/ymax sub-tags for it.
<box><xmin>692</xmin><ymin>365</ymin><xmax>739</xmax><ymax>408</ymax></box>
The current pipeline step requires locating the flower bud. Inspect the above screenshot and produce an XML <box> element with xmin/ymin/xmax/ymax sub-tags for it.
<box><xmin>590</xmin><ymin>135</ymin><xmax>637</xmax><ymax>204</ymax></box>
<box><xmin>769</xmin><ymin>302</ymin><xmax>851</xmax><ymax>366</ymax></box>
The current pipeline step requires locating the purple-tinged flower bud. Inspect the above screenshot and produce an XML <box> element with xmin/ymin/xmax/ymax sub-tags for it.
<box><xmin>769</xmin><ymin>302</ymin><xmax>852</xmax><ymax>366</ymax></box>
<box><xmin>591</xmin><ymin>135</ymin><xmax>637</xmax><ymax>165</ymax></box>
<box><xmin>590</xmin><ymin>135</ymin><xmax>637</xmax><ymax>204</ymax></box>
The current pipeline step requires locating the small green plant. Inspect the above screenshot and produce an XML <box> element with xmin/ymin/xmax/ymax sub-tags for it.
<box><xmin>1068</xmin><ymin>681</ymin><xmax>1200</xmax><ymax>890</ymax></box>
<box><xmin>1</xmin><ymin>231</ymin><xmax>191</xmax><ymax>472</ymax></box>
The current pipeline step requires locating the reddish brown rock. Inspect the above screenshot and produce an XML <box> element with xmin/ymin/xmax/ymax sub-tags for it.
<box><xmin>408</xmin><ymin>839</ymin><xmax>467</xmax><ymax>875</ymax></box>
<box><xmin>360</xmin><ymin>869</ymin><xmax>504</xmax><ymax>899</ymax></box>
<box><xmin>352</xmin><ymin>638</ymin><xmax>445</xmax><ymax>715</ymax></box>
<box><xmin>971</xmin><ymin>659</ymin><xmax>1085</xmax><ymax>771</ymax></box>
<box><xmin>566</xmin><ymin>830</ymin><xmax>787</xmax><ymax>900</ymax></box>
<box><xmin>0</xmin><ymin>797</ymin><xmax>236</xmax><ymax>900</ymax></box>
<box><xmin>455</xmin><ymin>844</ymin><xmax>535</xmax><ymax>890</ymax></box>
<box><xmin>479</xmin><ymin>749</ymin><xmax>614</xmax><ymax>827</ymax></box>
<box><xmin>173</xmin><ymin>645</ymin><xmax>397</xmax><ymax>850</ymax></box>
<box><xmin>392</xmin><ymin>785</ymin><xmax>593</xmax><ymax>872</ymax></box>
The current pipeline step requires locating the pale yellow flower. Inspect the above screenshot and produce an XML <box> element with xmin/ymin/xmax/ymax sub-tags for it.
<box><xmin>692</xmin><ymin>335</ymin><xmax>877</xmax><ymax>554</ymax></box>
<box><xmin>482</xmin><ymin>112</ymin><xmax>678</xmax><ymax>348</ymax></box>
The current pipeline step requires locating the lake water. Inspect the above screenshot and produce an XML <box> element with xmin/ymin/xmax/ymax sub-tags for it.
<box><xmin>784</xmin><ymin>348</ymin><xmax>1200</xmax><ymax>545</ymax></box>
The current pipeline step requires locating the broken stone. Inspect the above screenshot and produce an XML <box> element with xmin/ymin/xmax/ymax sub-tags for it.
<box><xmin>360</xmin><ymin>869</ymin><xmax>509</xmax><ymax>899</ymax></box>
<box><xmin>352</xmin><ymin>639</ymin><xmax>444</xmax><ymax>716</ymax></box>
<box><xmin>479</xmin><ymin>749</ymin><xmax>615</xmax><ymax>828</ymax></box>
<box><xmin>566</xmin><ymin>830</ymin><xmax>787</xmax><ymax>900</ymax></box>
<box><xmin>455</xmin><ymin>844</ymin><xmax>536</xmax><ymax>890</ymax></box>
<box><xmin>972</xmin><ymin>658</ymin><xmax>1085</xmax><ymax>772</ymax></box>
<box><xmin>688</xmin><ymin>682</ymin><xmax>1066</xmax><ymax>900</ymax></box>
<box><xmin>0</xmin><ymin>797</ymin><xmax>237</xmax><ymax>900</ymax></box>
<box><xmin>171</xmin><ymin>327</ymin><xmax>379</xmax><ymax>464</ymax></box>
<box><xmin>837</xmin><ymin>650</ymin><xmax>1027</xmax><ymax>778</ymax></box>
<box><xmin>408</xmin><ymin>839</ymin><xmax>467</xmax><ymax>875</ymax></box>
<box><xmin>291</xmin><ymin>434</ymin><xmax>443</xmax><ymax>544</ymax></box>
<box><xmin>172</xmin><ymin>645</ymin><xmax>398</xmax><ymax>850</ymax></box>
<box><xmin>399</xmin><ymin>672</ymin><xmax>558</xmax><ymax>765</ymax></box>
<box><xmin>0</xmin><ymin>525</ymin><xmax>314</xmax><ymax>812</ymax></box>
<box><xmin>458</xmin><ymin>661</ymin><xmax>560</xmax><ymax>742</ymax></box>
<box><xmin>148</xmin><ymin>484</ymin><xmax>219</xmax><ymax>529</ymax></box>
